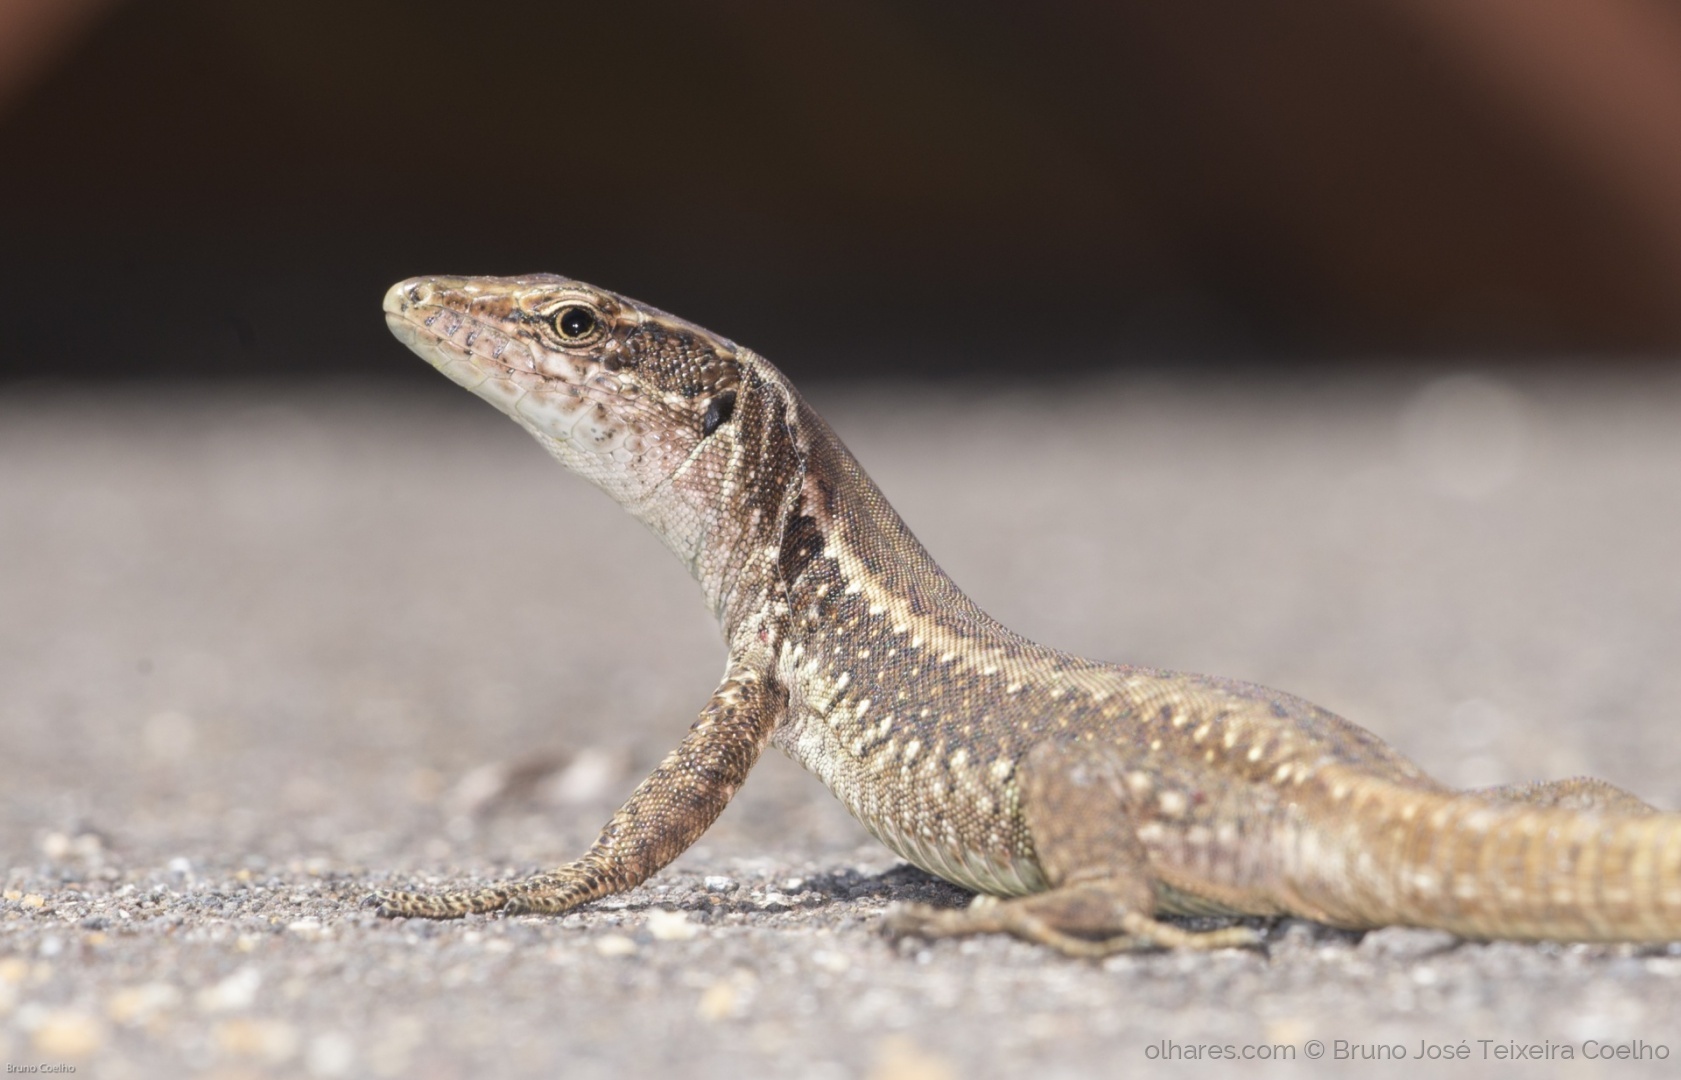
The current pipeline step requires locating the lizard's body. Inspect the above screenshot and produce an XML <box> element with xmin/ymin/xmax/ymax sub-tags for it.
<box><xmin>378</xmin><ymin>273</ymin><xmax>1681</xmax><ymax>953</ymax></box>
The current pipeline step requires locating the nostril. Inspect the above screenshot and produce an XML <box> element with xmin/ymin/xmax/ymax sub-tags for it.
<box><xmin>383</xmin><ymin>280</ymin><xmax>419</xmax><ymax>315</ymax></box>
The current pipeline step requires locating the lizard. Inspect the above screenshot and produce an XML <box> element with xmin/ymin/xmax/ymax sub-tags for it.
<box><xmin>374</xmin><ymin>272</ymin><xmax>1681</xmax><ymax>955</ymax></box>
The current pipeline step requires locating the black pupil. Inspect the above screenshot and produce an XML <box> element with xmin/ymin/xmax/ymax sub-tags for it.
<box><xmin>558</xmin><ymin>307</ymin><xmax>595</xmax><ymax>338</ymax></box>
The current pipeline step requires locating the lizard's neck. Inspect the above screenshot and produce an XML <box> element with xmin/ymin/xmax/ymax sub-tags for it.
<box><xmin>619</xmin><ymin>359</ymin><xmax>807</xmax><ymax>642</ymax></box>
<box><xmin>759</xmin><ymin>379</ymin><xmax>1019</xmax><ymax>665</ymax></box>
<box><xmin>631</xmin><ymin>358</ymin><xmax>1003</xmax><ymax>652</ymax></box>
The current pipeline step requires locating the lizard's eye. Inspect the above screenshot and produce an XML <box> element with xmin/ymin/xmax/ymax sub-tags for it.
<box><xmin>552</xmin><ymin>304</ymin><xmax>601</xmax><ymax>343</ymax></box>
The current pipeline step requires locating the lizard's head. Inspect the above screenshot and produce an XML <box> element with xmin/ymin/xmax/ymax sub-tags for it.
<box><xmin>383</xmin><ymin>274</ymin><xmax>747</xmax><ymax>507</ymax></box>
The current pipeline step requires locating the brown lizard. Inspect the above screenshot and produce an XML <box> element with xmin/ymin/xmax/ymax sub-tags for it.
<box><xmin>375</xmin><ymin>273</ymin><xmax>1681</xmax><ymax>955</ymax></box>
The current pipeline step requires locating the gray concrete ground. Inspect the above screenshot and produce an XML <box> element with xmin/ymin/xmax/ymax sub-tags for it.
<box><xmin>4</xmin><ymin>369</ymin><xmax>1681</xmax><ymax>1078</ymax></box>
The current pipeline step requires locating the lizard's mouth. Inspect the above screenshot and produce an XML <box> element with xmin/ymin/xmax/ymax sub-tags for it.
<box><xmin>385</xmin><ymin>309</ymin><xmax>493</xmax><ymax>391</ymax></box>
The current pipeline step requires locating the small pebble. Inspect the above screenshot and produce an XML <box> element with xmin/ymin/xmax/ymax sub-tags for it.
<box><xmin>594</xmin><ymin>935</ymin><xmax>637</xmax><ymax>957</ymax></box>
<box><xmin>196</xmin><ymin>967</ymin><xmax>262</xmax><ymax>1012</ymax></box>
<box><xmin>695</xmin><ymin>981</ymin><xmax>739</xmax><ymax>1022</ymax></box>
<box><xmin>306</xmin><ymin>1031</ymin><xmax>357</xmax><ymax>1077</ymax></box>
<box><xmin>31</xmin><ymin>1010</ymin><xmax>105</xmax><ymax>1058</ymax></box>
<box><xmin>216</xmin><ymin>1017</ymin><xmax>300</xmax><ymax>1064</ymax></box>
<box><xmin>647</xmin><ymin>910</ymin><xmax>698</xmax><ymax>941</ymax></box>
<box><xmin>107</xmin><ymin>982</ymin><xmax>183</xmax><ymax>1026</ymax></box>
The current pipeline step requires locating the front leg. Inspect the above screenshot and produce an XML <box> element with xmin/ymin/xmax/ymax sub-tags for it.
<box><xmin>372</xmin><ymin>661</ymin><xmax>781</xmax><ymax>918</ymax></box>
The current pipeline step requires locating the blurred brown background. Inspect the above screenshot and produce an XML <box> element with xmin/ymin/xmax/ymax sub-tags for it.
<box><xmin>5</xmin><ymin>0</ymin><xmax>1681</xmax><ymax>379</ymax></box>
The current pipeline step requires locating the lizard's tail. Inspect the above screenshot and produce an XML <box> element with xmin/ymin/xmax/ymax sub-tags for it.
<box><xmin>1292</xmin><ymin>768</ymin><xmax>1681</xmax><ymax>941</ymax></box>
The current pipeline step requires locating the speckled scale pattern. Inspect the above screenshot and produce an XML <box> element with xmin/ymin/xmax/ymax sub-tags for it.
<box><xmin>375</xmin><ymin>273</ymin><xmax>1681</xmax><ymax>951</ymax></box>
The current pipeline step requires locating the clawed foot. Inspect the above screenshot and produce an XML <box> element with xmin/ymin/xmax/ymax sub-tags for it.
<box><xmin>883</xmin><ymin>896</ymin><xmax>1263</xmax><ymax>957</ymax></box>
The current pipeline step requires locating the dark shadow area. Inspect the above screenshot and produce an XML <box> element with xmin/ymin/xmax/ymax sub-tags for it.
<box><xmin>5</xmin><ymin>0</ymin><xmax>1681</xmax><ymax>381</ymax></box>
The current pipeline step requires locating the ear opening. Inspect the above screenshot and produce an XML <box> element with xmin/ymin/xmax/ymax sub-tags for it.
<box><xmin>702</xmin><ymin>390</ymin><xmax>737</xmax><ymax>437</ymax></box>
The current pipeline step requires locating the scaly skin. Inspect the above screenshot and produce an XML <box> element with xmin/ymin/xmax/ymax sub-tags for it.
<box><xmin>373</xmin><ymin>273</ymin><xmax>1681</xmax><ymax>953</ymax></box>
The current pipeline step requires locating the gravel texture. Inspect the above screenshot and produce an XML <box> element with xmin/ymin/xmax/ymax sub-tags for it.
<box><xmin>4</xmin><ymin>370</ymin><xmax>1681</xmax><ymax>1078</ymax></box>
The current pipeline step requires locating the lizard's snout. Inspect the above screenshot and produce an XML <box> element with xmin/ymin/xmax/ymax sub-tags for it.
<box><xmin>381</xmin><ymin>276</ymin><xmax>491</xmax><ymax>393</ymax></box>
<box><xmin>384</xmin><ymin>277</ymin><xmax>444</xmax><ymax>315</ymax></box>
<box><xmin>382</xmin><ymin>279</ymin><xmax>426</xmax><ymax>347</ymax></box>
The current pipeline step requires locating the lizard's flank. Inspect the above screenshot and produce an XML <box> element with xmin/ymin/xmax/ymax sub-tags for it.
<box><xmin>374</xmin><ymin>273</ymin><xmax>1681</xmax><ymax>955</ymax></box>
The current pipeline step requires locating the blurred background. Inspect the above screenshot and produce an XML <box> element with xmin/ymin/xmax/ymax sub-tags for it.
<box><xmin>6</xmin><ymin>0</ymin><xmax>1681</xmax><ymax>380</ymax></box>
<box><xmin>6</xmin><ymin>9</ymin><xmax>1681</xmax><ymax>1072</ymax></box>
